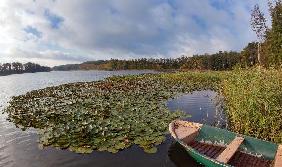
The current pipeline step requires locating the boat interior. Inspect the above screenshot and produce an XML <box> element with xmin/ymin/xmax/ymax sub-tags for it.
<box><xmin>170</xmin><ymin>120</ymin><xmax>282</xmax><ymax>167</ymax></box>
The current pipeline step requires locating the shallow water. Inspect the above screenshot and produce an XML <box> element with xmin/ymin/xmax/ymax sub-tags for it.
<box><xmin>0</xmin><ymin>70</ymin><xmax>226</xmax><ymax>167</ymax></box>
<box><xmin>167</xmin><ymin>91</ymin><xmax>227</xmax><ymax>128</ymax></box>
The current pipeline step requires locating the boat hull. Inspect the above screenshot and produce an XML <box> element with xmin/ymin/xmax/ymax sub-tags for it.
<box><xmin>178</xmin><ymin>140</ymin><xmax>231</xmax><ymax>167</ymax></box>
<box><xmin>169</xmin><ymin>120</ymin><xmax>279</xmax><ymax>167</ymax></box>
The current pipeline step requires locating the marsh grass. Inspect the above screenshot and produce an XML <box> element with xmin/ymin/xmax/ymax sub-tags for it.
<box><xmin>221</xmin><ymin>68</ymin><xmax>282</xmax><ymax>143</ymax></box>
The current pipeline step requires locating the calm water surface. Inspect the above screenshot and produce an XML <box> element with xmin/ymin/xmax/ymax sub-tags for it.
<box><xmin>0</xmin><ymin>70</ymin><xmax>226</xmax><ymax>167</ymax></box>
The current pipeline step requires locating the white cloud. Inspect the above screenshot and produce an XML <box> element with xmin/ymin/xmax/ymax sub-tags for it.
<box><xmin>0</xmin><ymin>0</ymin><xmax>270</xmax><ymax>66</ymax></box>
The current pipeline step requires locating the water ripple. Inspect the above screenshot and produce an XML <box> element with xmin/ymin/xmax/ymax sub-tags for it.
<box><xmin>0</xmin><ymin>71</ymin><xmax>223</xmax><ymax>167</ymax></box>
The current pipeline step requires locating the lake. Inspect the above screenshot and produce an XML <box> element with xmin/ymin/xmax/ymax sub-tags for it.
<box><xmin>0</xmin><ymin>70</ymin><xmax>226</xmax><ymax>167</ymax></box>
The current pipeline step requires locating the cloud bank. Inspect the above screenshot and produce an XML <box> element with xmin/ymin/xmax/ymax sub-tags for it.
<box><xmin>0</xmin><ymin>0</ymin><xmax>269</xmax><ymax>66</ymax></box>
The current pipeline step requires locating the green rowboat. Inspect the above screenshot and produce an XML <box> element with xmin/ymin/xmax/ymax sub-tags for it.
<box><xmin>169</xmin><ymin>120</ymin><xmax>282</xmax><ymax>167</ymax></box>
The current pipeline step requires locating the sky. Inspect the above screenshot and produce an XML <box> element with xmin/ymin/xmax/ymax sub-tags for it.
<box><xmin>0</xmin><ymin>0</ymin><xmax>270</xmax><ymax>67</ymax></box>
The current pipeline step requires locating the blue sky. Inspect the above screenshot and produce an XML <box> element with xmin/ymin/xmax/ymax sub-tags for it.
<box><xmin>44</xmin><ymin>9</ymin><xmax>64</xmax><ymax>29</ymax></box>
<box><xmin>0</xmin><ymin>0</ymin><xmax>269</xmax><ymax>66</ymax></box>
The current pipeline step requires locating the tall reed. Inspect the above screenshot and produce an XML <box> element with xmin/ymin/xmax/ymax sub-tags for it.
<box><xmin>221</xmin><ymin>68</ymin><xmax>282</xmax><ymax>143</ymax></box>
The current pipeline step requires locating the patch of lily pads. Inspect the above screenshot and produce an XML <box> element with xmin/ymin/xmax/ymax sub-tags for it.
<box><xmin>4</xmin><ymin>72</ymin><xmax>221</xmax><ymax>154</ymax></box>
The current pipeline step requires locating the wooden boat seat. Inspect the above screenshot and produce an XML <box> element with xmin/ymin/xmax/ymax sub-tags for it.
<box><xmin>274</xmin><ymin>145</ymin><xmax>282</xmax><ymax>167</ymax></box>
<box><xmin>216</xmin><ymin>136</ymin><xmax>244</xmax><ymax>163</ymax></box>
<box><xmin>175</xmin><ymin>125</ymin><xmax>200</xmax><ymax>144</ymax></box>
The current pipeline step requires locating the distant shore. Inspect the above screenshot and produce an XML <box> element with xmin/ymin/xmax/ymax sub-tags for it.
<box><xmin>0</xmin><ymin>62</ymin><xmax>51</xmax><ymax>76</ymax></box>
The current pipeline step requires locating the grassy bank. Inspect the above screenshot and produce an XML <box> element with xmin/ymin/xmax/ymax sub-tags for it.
<box><xmin>4</xmin><ymin>68</ymin><xmax>282</xmax><ymax>154</ymax></box>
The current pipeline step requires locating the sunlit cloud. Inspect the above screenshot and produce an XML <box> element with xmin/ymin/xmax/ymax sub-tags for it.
<box><xmin>0</xmin><ymin>0</ymin><xmax>269</xmax><ymax>66</ymax></box>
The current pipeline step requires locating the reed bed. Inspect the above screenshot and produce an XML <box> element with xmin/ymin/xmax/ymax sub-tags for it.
<box><xmin>221</xmin><ymin>68</ymin><xmax>282</xmax><ymax>143</ymax></box>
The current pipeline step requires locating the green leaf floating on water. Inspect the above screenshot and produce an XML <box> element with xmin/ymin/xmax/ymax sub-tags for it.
<box><xmin>3</xmin><ymin>72</ymin><xmax>220</xmax><ymax>154</ymax></box>
<box><xmin>69</xmin><ymin>146</ymin><xmax>93</xmax><ymax>154</ymax></box>
<box><xmin>143</xmin><ymin>147</ymin><xmax>158</xmax><ymax>154</ymax></box>
<box><xmin>144</xmin><ymin>147</ymin><xmax>158</xmax><ymax>154</ymax></box>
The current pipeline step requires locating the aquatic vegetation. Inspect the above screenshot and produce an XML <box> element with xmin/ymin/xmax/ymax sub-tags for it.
<box><xmin>4</xmin><ymin>69</ymin><xmax>282</xmax><ymax>153</ymax></box>
<box><xmin>4</xmin><ymin>72</ymin><xmax>221</xmax><ymax>154</ymax></box>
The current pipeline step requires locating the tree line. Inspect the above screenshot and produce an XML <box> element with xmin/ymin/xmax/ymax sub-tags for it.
<box><xmin>107</xmin><ymin>51</ymin><xmax>243</xmax><ymax>71</ymax></box>
<box><xmin>53</xmin><ymin>48</ymin><xmax>257</xmax><ymax>71</ymax></box>
<box><xmin>0</xmin><ymin>62</ymin><xmax>51</xmax><ymax>76</ymax></box>
<box><xmin>250</xmin><ymin>0</ymin><xmax>282</xmax><ymax>68</ymax></box>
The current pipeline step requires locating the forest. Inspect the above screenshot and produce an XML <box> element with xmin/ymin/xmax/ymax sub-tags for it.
<box><xmin>53</xmin><ymin>48</ymin><xmax>251</xmax><ymax>71</ymax></box>
<box><xmin>0</xmin><ymin>62</ymin><xmax>51</xmax><ymax>76</ymax></box>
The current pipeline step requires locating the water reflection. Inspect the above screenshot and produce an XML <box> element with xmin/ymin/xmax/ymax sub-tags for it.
<box><xmin>167</xmin><ymin>90</ymin><xmax>227</xmax><ymax>128</ymax></box>
<box><xmin>166</xmin><ymin>90</ymin><xmax>227</xmax><ymax>166</ymax></box>
<box><xmin>168</xmin><ymin>142</ymin><xmax>203</xmax><ymax>167</ymax></box>
<box><xmin>0</xmin><ymin>71</ymin><xmax>226</xmax><ymax>167</ymax></box>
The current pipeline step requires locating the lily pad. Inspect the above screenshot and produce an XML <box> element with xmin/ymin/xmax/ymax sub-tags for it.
<box><xmin>143</xmin><ymin>147</ymin><xmax>158</xmax><ymax>154</ymax></box>
<box><xmin>2</xmin><ymin>72</ymin><xmax>220</xmax><ymax>154</ymax></box>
